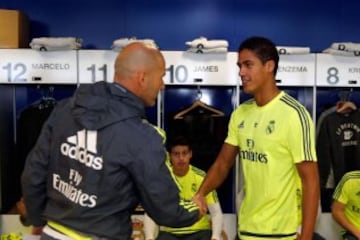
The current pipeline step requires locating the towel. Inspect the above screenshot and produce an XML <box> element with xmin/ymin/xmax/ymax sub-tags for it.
<box><xmin>276</xmin><ymin>46</ymin><xmax>311</xmax><ymax>55</ymax></box>
<box><xmin>330</xmin><ymin>42</ymin><xmax>360</xmax><ymax>52</ymax></box>
<box><xmin>322</xmin><ymin>48</ymin><xmax>360</xmax><ymax>57</ymax></box>
<box><xmin>185</xmin><ymin>37</ymin><xmax>229</xmax><ymax>49</ymax></box>
<box><xmin>187</xmin><ymin>47</ymin><xmax>228</xmax><ymax>54</ymax></box>
<box><xmin>29</xmin><ymin>37</ymin><xmax>82</xmax><ymax>51</ymax></box>
<box><xmin>111</xmin><ymin>37</ymin><xmax>158</xmax><ymax>51</ymax></box>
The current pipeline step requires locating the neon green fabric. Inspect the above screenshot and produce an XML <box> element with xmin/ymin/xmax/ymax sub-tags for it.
<box><xmin>333</xmin><ymin>171</ymin><xmax>360</xmax><ymax>229</ymax></box>
<box><xmin>162</xmin><ymin>165</ymin><xmax>219</xmax><ymax>234</ymax></box>
<box><xmin>226</xmin><ymin>91</ymin><xmax>316</xmax><ymax>239</ymax></box>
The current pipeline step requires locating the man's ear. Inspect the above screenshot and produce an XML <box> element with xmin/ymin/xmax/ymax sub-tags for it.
<box><xmin>265</xmin><ymin>60</ymin><xmax>275</xmax><ymax>73</ymax></box>
<box><xmin>137</xmin><ymin>71</ymin><xmax>146</xmax><ymax>89</ymax></box>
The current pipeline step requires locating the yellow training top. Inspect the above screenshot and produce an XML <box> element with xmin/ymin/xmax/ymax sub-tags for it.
<box><xmin>162</xmin><ymin>165</ymin><xmax>219</xmax><ymax>234</ymax></box>
<box><xmin>333</xmin><ymin>170</ymin><xmax>360</xmax><ymax>229</ymax></box>
<box><xmin>226</xmin><ymin>91</ymin><xmax>316</xmax><ymax>239</ymax></box>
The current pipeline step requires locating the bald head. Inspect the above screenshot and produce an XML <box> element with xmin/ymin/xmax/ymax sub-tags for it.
<box><xmin>114</xmin><ymin>42</ymin><xmax>163</xmax><ymax>81</ymax></box>
<box><xmin>113</xmin><ymin>42</ymin><xmax>166</xmax><ymax>106</ymax></box>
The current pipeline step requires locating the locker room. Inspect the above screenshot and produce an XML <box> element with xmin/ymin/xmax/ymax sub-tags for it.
<box><xmin>1</xmin><ymin>0</ymin><xmax>360</xmax><ymax>239</ymax></box>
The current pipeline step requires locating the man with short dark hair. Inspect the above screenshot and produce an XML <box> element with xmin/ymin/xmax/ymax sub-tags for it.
<box><xmin>193</xmin><ymin>36</ymin><xmax>320</xmax><ymax>240</ymax></box>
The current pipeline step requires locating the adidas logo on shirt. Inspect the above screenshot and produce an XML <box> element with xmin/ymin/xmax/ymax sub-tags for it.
<box><xmin>60</xmin><ymin>129</ymin><xmax>103</xmax><ymax>170</ymax></box>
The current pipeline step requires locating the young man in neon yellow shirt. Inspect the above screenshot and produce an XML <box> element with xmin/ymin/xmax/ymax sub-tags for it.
<box><xmin>193</xmin><ymin>36</ymin><xmax>320</xmax><ymax>240</ymax></box>
<box><xmin>332</xmin><ymin>170</ymin><xmax>360</xmax><ymax>240</ymax></box>
<box><xmin>144</xmin><ymin>136</ymin><xmax>223</xmax><ymax>240</ymax></box>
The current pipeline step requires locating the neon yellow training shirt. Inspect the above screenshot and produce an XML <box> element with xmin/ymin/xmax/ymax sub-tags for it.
<box><xmin>226</xmin><ymin>91</ymin><xmax>317</xmax><ymax>239</ymax></box>
<box><xmin>162</xmin><ymin>165</ymin><xmax>219</xmax><ymax>234</ymax></box>
<box><xmin>333</xmin><ymin>170</ymin><xmax>360</xmax><ymax>229</ymax></box>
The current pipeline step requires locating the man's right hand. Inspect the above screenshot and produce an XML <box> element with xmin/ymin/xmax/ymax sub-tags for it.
<box><xmin>31</xmin><ymin>226</ymin><xmax>44</xmax><ymax>235</ymax></box>
<box><xmin>193</xmin><ymin>193</ymin><xmax>207</xmax><ymax>219</ymax></box>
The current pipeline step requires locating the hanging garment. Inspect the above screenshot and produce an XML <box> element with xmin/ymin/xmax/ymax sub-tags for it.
<box><xmin>316</xmin><ymin>105</ymin><xmax>337</xmax><ymax>213</ymax></box>
<box><xmin>317</xmin><ymin>106</ymin><xmax>360</xmax><ymax>188</ymax></box>
<box><xmin>316</xmin><ymin>108</ymin><xmax>360</xmax><ymax>188</ymax></box>
<box><xmin>13</xmin><ymin>97</ymin><xmax>56</xmax><ymax>207</ymax></box>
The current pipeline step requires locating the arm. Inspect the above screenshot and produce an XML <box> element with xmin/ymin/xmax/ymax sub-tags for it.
<box><xmin>332</xmin><ymin>200</ymin><xmax>360</xmax><ymax>238</ymax></box>
<box><xmin>208</xmin><ymin>202</ymin><xmax>223</xmax><ymax>240</ymax></box>
<box><xmin>143</xmin><ymin>213</ymin><xmax>159</xmax><ymax>240</ymax></box>
<box><xmin>31</xmin><ymin>226</ymin><xmax>44</xmax><ymax>235</ymax></box>
<box><xmin>137</xmin><ymin>151</ymin><xmax>200</xmax><ymax>227</ymax></box>
<box><xmin>132</xmin><ymin>126</ymin><xmax>200</xmax><ymax>228</ymax></box>
<box><xmin>193</xmin><ymin>143</ymin><xmax>238</xmax><ymax>213</ymax></box>
<box><xmin>296</xmin><ymin>161</ymin><xmax>320</xmax><ymax>240</ymax></box>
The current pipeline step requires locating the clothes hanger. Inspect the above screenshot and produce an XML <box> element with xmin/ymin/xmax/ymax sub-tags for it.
<box><xmin>173</xmin><ymin>86</ymin><xmax>224</xmax><ymax>119</ymax></box>
<box><xmin>336</xmin><ymin>101</ymin><xmax>357</xmax><ymax>113</ymax></box>
<box><xmin>336</xmin><ymin>88</ymin><xmax>357</xmax><ymax>113</ymax></box>
<box><xmin>38</xmin><ymin>85</ymin><xmax>56</xmax><ymax>109</ymax></box>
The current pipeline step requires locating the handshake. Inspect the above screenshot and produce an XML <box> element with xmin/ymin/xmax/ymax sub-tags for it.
<box><xmin>192</xmin><ymin>193</ymin><xmax>207</xmax><ymax>219</ymax></box>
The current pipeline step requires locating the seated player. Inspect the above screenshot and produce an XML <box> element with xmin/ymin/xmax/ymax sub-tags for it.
<box><xmin>144</xmin><ymin>136</ymin><xmax>223</xmax><ymax>240</ymax></box>
<box><xmin>332</xmin><ymin>170</ymin><xmax>360</xmax><ymax>240</ymax></box>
